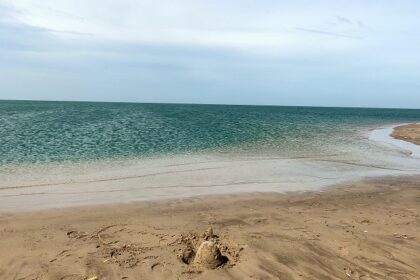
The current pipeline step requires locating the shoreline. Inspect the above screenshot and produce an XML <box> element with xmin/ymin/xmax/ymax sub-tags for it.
<box><xmin>2</xmin><ymin>123</ymin><xmax>420</xmax><ymax>212</ymax></box>
<box><xmin>1</xmin><ymin>123</ymin><xmax>420</xmax><ymax>278</ymax></box>
<box><xmin>369</xmin><ymin>123</ymin><xmax>420</xmax><ymax>158</ymax></box>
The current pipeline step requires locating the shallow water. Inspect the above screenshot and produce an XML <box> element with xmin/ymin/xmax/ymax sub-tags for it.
<box><xmin>369</xmin><ymin>126</ymin><xmax>420</xmax><ymax>158</ymax></box>
<box><xmin>1</xmin><ymin>101</ymin><xmax>420</xmax><ymax>211</ymax></box>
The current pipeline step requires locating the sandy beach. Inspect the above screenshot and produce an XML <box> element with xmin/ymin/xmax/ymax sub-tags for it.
<box><xmin>2</xmin><ymin>0</ymin><xmax>420</xmax><ymax>277</ymax></box>
<box><xmin>0</xmin><ymin>124</ymin><xmax>419</xmax><ymax>280</ymax></box>
<box><xmin>392</xmin><ymin>123</ymin><xmax>420</xmax><ymax>145</ymax></box>
<box><xmin>1</xmin><ymin>177</ymin><xmax>419</xmax><ymax>280</ymax></box>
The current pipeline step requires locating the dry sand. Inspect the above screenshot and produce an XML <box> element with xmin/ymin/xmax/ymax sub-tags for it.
<box><xmin>0</xmin><ymin>176</ymin><xmax>419</xmax><ymax>280</ymax></box>
<box><xmin>392</xmin><ymin>123</ymin><xmax>420</xmax><ymax>145</ymax></box>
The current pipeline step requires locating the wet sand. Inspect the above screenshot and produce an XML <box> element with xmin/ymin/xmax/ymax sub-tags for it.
<box><xmin>1</xmin><ymin>176</ymin><xmax>419</xmax><ymax>280</ymax></box>
<box><xmin>392</xmin><ymin>123</ymin><xmax>420</xmax><ymax>145</ymax></box>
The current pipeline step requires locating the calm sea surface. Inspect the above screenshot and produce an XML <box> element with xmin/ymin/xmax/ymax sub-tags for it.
<box><xmin>2</xmin><ymin>100</ymin><xmax>420</xmax><ymax>210</ymax></box>
<box><xmin>1</xmin><ymin>100</ymin><xmax>420</xmax><ymax>166</ymax></box>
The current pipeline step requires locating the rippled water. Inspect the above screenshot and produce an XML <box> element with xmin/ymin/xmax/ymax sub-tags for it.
<box><xmin>1</xmin><ymin>100</ymin><xmax>420</xmax><ymax>166</ymax></box>
<box><xmin>2</xmin><ymin>100</ymin><xmax>420</xmax><ymax>211</ymax></box>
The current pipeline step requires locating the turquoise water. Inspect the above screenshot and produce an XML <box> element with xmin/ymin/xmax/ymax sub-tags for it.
<box><xmin>1</xmin><ymin>100</ymin><xmax>420</xmax><ymax>165</ymax></box>
<box><xmin>2</xmin><ymin>100</ymin><xmax>420</xmax><ymax>211</ymax></box>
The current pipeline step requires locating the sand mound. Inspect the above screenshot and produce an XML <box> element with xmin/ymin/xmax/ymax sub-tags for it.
<box><xmin>193</xmin><ymin>240</ymin><xmax>226</xmax><ymax>269</ymax></box>
<box><xmin>177</xmin><ymin>227</ymin><xmax>233</xmax><ymax>270</ymax></box>
<box><xmin>202</xmin><ymin>227</ymin><xmax>214</xmax><ymax>240</ymax></box>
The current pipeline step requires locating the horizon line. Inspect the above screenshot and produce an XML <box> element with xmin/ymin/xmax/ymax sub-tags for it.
<box><xmin>1</xmin><ymin>98</ymin><xmax>420</xmax><ymax>111</ymax></box>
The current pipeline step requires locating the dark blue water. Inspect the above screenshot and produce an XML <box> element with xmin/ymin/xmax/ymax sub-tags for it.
<box><xmin>1</xmin><ymin>100</ymin><xmax>420</xmax><ymax>165</ymax></box>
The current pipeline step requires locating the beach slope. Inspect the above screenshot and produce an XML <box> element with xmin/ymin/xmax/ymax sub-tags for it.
<box><xmin>0</xmin><ymin>177</ymin><xmax>419</xmax><ymax>280</ymax></box>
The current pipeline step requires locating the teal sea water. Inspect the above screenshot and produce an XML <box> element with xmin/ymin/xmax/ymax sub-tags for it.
<box><xmin>1</xmin><ymin>100</ymin><xmax>420</xmax><ymax>166</ymax></box>
<box><xmin>2</xmin><ymin>100</ymin><xmax>420</xmax><ymax>211</ymax></box>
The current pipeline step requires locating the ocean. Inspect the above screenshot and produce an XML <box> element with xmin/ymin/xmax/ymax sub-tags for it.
<box><xmin>2</xmin><ymin>100</ymin><xmax>420</xmax><ymax>165</ymax></box>
<box><xmin>1</xmin><ymin>100</ymin><xmax>420</xmax><ymax>211</ymax></box>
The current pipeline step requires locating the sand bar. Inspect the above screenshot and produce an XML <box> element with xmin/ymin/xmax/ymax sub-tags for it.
<box><xmin>392</xmin><ymin>123</ymin><xmax>420</xmax><ymax>145</ymax></box>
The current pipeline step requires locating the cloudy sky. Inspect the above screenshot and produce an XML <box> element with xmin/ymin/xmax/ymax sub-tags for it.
<box><xmin>1</xmin><ymin>0</ymin><xmax>419</xmax><ymax>108</ymax></box>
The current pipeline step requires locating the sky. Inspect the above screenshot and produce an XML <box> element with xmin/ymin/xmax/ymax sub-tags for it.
<box><xmin>0</xmin><ymin>0</ymin><xmax>420</xmax><ymax>108</ymax></box>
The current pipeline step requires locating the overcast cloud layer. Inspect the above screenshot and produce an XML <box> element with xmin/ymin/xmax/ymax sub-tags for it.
<box><xmin>1</xmin><ymin>0</ymin><xmax>419</xmax><ymax>108</ymax></box>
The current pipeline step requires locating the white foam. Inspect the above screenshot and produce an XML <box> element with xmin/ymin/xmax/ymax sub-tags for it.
<box><xmin>369</xmin><ymin>125</ymin><xmax>420</xmax><ymax>159</ymax></box>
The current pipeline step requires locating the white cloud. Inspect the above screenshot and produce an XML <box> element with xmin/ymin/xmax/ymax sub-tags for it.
<box><xmin>3</xmin><ymin>0</ymin><xmax>375</xmax><ymax>52</ymax></box>
<box><xmin>1</xmin><ymin>0</ymin><xmax>420</xmax><ymax>107</ymax></box>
